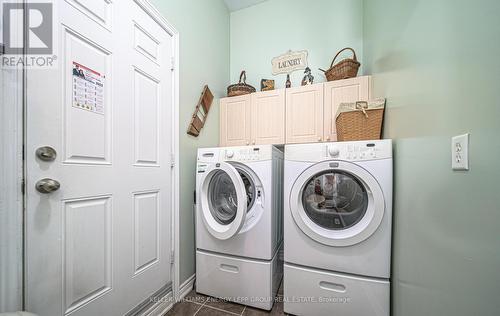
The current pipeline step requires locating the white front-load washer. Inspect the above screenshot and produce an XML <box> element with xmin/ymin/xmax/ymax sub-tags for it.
<box><xmin>196</xmin><ymin>145</ymin><xmax>283</xmax><ymax>310</ymax></box>
<box><xmin>283</xmin><ymin>140</ymin><xmax>392</xmax><ymax>316</ymax></box>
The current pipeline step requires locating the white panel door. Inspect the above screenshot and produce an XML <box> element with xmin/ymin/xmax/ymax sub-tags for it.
<box><xmin>25</xmin><ymin>1</ymin><xmax>174</xmax><ymax>316</ymax></box>
<box><xmin>324</xmin><ymin>76</ymin><xmax>371</xmax><ymax>142</ymax></box>
<box><xmin>285</xmin><ymin>84</ymin><xmax>324</xmax><ymax>144</ymax></box>
<box><xmin>219</xmin><ymin>95</ymin><xmax>251</xmax><ymax>146</ymax></box>
<box><xmin>251</xmin><ymin>89</ymin><xmax>285</xmax><ymax>145</ymax></box>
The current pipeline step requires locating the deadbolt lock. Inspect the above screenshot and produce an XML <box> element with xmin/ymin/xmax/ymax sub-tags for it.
<box><xmin>36</xmin><ymin>146</ymin><xmax>57</xmax><ymax>162</ymax></box>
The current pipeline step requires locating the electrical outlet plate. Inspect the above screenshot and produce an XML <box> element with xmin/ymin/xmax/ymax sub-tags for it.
<box><xmin>452</xmin><ymin>133</ymin><xmax>469</xmax><ymax>171</ymax></box>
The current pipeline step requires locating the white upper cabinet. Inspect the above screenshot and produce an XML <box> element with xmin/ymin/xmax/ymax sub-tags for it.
<box><xmin>285</xmin><ymin>84</ymin><xmax>324</xmax><ymax>144</ymax></box>
<box><xmin>219</xmin><ymin>76</ymin><xmax>372</xmax><ymax>146</ymax></box>
<box><xmin>323</xmin><ymin>76</ymin><xmax>371</xmax><ymax>142</ymax></box>
<box><xmin>251</xmin><ymin>89</ymin><xmax>285</xmax><ymax>145</ymax></box>
<box><xmin>219</xmin><ymin>94</ymin><xmax>251</xmax><ymax>146</ymax></box>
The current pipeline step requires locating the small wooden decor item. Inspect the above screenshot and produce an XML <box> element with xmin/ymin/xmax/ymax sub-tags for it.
<box><xmin>285</xmin><ymin>74</ymin><xmax>291</xmax><ymax>88</ymax></box>
<box><xmin>301</xmin><ymin>67</ymin><xmax>314</xmax><ymax>86</ymax></box>
<box><xmin>227</xmin><ymin>71</ymin><xmax>256</xmax><ymax>97</ymax></box>
<box><xmin>260</xmin><ymin>79</ymin><xmax>275</xmax><ymax>91</ymax></box>
<box><xmin>319</xmin><ymin>47</ymin><xmax>361</xmax><ymax>81</ymax></box>
<box><xmin>187</xmin><ymin>85</ymin><xmax>214</xmax><ymax>137</ymax></box>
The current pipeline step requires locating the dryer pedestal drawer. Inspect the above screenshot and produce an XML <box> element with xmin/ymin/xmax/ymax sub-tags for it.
<box><xmin>284</xmin><ymin>263</ymin><xmax>389</xmax><ymax>316</ymax></box>
<box><xmin>196</xmin><ymin>250</ymin><xmax>281</xmax><ymax>310</ymax></box>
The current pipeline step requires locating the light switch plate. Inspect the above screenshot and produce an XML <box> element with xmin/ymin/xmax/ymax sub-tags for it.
<box><xmin>452</xmin><ymin>133</ymin><xmax>469</xmax><ymax>171</ymax></box>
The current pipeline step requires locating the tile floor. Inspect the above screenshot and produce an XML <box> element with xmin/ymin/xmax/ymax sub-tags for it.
<box><xmin>164</xmin><ymin>282</ymin><xmax>287</xmax><ymax>316</ymax></box>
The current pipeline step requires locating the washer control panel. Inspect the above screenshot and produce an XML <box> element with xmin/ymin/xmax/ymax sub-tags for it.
<box><xmin>224</xmin><ymin>147</ymin><xmax>262</xmax><ymax>161</ymax></box>
<box><xmin>198</xmin><ymin>145</ymin><xmax>274</xmax><ymax>163</ymax></box>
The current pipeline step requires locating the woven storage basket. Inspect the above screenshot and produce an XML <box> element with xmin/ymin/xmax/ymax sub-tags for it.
<box><xmin>320</xmin><ymin>47</ymin><xmax>360</xmax><ymax>81</ymax></box>
<box><xmin>336</xmin><ymin>99</ymin><xmax>386</xmax><ymax>141</ymax></box>
<box><xmin>227</xmin><ymin>71</ymin><xmax>256</xmax><ymax>97</ymax></box>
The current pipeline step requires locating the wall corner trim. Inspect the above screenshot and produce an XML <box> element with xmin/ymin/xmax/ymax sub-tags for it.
<box><xmin>179</xmin><ymin>274</ymin><xmax>196</xmax><ymax>300</ymax></box>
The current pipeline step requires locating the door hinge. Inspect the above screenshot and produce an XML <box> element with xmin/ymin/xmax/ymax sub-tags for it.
<box><xmin>21</xmin><ymin>178</ymin><xmax>25</xmax><ymax>195</ymax></box>
<box><xmin>170</xmin><ymin>154</ymin><xmax>175</xmax><ymax>168</ymax></box>
<box><xmin>170</xmin><ymin>57</ymin><xmax>175</xmax><ymax>71</ymax></box>
<box><xmin>170</xmin><ymin>250</ymin><xmax>175</xmax><ymax>264</ymax></box>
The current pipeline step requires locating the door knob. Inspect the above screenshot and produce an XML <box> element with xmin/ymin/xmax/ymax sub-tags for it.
<box><xmin>36</xmin><ymin>146</ymin><xmax>57</xmax><ymax>161</ymax></box>
<box><xmin>35</xmin><ymin>178</ymin><xmax>61</xmax><ymax>193</ymax></box>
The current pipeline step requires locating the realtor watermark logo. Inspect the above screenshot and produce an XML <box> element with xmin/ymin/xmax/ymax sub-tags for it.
<box><xmin>1</xmin><ymin>0</ymin><xmax>57</xmax><ymax>68</ymax></box>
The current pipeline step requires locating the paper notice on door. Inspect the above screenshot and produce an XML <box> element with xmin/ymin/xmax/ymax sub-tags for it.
<box><xmin>72</xmin><ymin>62</ymin><xmax>105</xmax><ymax>115</ymax></box>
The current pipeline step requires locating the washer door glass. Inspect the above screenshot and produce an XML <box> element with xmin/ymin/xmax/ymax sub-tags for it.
<box><xmin>201</xmin><ymin>162</ymin><xmax>247</xmax><ymax>240</ymax></box>
<box><xmin>237</xmin><ymin>169</ymin><xmax>256</xmax><ymax>212</ymax></box>
<box><xmin>208</xmin><ymin>170</ymin><xmax>239</xmax><ymax>225</ymax></box>
<box><xmin>302</xmin><ymin>170</ymin><xmax>368</xmax><ymax>230</ymax></box>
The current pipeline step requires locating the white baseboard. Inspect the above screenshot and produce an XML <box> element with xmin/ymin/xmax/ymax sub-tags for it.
<box><xmin>142</xmin><ymin>291</ymin><xmax>174</xmax><ymax>316</ymax></box>
<box><xmin>139</xmin><ymin>274</ymin><xmax>195</xmax><ymax>316</ymax></box>
<box><xmin>179</xmin><ymin>274</ymin><xmax>196</xmax><ymax>300</ymax></box>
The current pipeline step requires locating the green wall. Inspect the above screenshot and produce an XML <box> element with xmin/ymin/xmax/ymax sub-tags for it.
<box><xmin>150</xmin><ymin>0</ymin><xmax>229</xmax><ymax>285</ymax></box>
<box><xmin>149</xmin><ymin>2</ymin><xmax>500</xmax><ymax>311</ymax></box>
<box><xmin>230</xmin><ymin>0</ymin><xmax>363</xmax><ymax>89</ymax></box>
<box><xmin>363</xmin><ymin>0</ymin><xmax>500</xmax><ymax>315</ymax></box>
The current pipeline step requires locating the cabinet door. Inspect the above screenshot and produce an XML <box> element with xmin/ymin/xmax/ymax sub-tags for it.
<box><xmin>285</xmin><ymin>84</ymin><xmax>324</xmax><ymax>144</ymax></box>
<box><xmin>324</xmin><ymin>76</ymin><xmax>371</xmax><ymax>142</ymax></box>
<box><xmin>219</xmin><ymin>95</ymin><xmax>251</xmax><ymax>146</ymax></box>
<box><xmin>251</xmin><ymin>89</ymin><xmax>285</xmax><ymax>145</ymax></box>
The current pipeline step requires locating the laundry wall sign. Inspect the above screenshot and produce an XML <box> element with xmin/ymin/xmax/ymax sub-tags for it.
<box><xmin>271</xmin><ymin>50</ymin><xmax>309</xmax><ymax>75</ymax></box>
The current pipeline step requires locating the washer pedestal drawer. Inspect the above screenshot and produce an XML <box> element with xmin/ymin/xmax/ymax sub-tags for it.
<box><xmin>284</xmin><ymin>263</ymin><xmax>389</xmax><ymax>316</ymax></box>
<box><xmin>196</xmin><ymin>249</ymin><xmax>281</xmax><ymax>310</ymax></box>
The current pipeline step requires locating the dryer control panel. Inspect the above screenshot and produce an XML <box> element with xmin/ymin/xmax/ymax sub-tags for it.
<box><xmin>327</xmin><ymin>143</ymin><xmax>381</xmax><ymax>160</ymax></box>
<box><xmin>285</xmin><ymin>140</ymin><xmax>392</xmax><ymax>162</ymax></box>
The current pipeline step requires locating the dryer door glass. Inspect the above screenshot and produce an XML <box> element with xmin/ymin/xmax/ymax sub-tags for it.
<box><xmin>208</xmin><ymin>170</ymin><xmax>239</xmax><ymax>225</ymax></box>
<box><xmin>301</xmin><ymin>170</ymin><xmax>368</xmax><ymax>230</ymax></box>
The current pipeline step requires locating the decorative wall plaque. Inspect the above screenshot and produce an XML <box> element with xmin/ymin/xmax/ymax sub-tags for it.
<box><xmin>187</xmin><ymin>85</ymin><xmax>213</xmax><ymax>137</ymax></box>
<box><xmin>271</xmin><ymin>50</ymin><xmax>309</xmax><ymax>75</ymax></box>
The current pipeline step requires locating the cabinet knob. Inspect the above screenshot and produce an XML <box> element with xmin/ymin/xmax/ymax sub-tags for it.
<box><xmin>326</xmin><ymin>136</ymin><xmax>330</xmax><ymax>141</ymax></box>
<box><xmin>246</xmin><ymin>141</ymin><xmax>250</xmax><ymax>145</ymax></box>
<box><xmin>252</xmin><ymin>140</ymin><xmax>256</xmax><ymax>145</ymax></box>
<box><xmin>318</xmin><ymin>137</ymin><xmax>322</xmax><ymax>142</ymax></box>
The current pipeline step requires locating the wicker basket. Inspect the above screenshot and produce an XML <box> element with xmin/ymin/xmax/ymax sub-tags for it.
<box><xmin>336</xmin><ymin>99</ymin><xmax>385</xmax><ymax>141</ymax></box>
<box><xmin>320</xmin><ymin>47</ymin><xmax>360</xmax><ymax>81</ymax></box>
<box><xmin>227</xmin><ymin>71</ymin><xmax>256</xmax><ymax>97</ymax></box>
